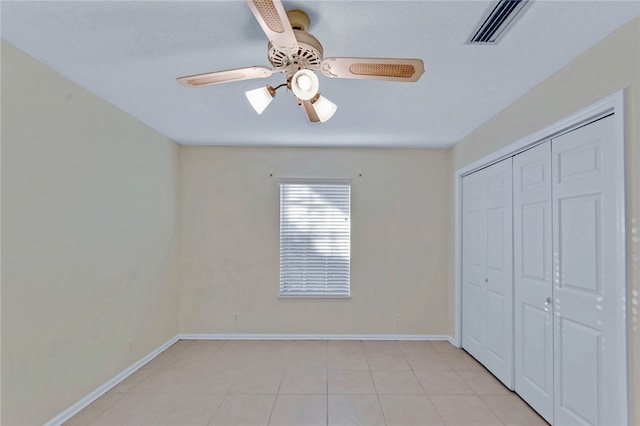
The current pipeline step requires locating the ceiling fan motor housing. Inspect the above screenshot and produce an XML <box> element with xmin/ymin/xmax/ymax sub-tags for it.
<box><xmin>287</xmin><ymin>9</ymin><xmax>310</xmax><ymax>31</ymax></box>
<box><xmin>268</xmin><ymin>30</ymin><xmax>323</xmax><ymax>71</ymax></box>
<box><xmin>268</xmin><ymin>9</ymin><xmax>323</xmax><ymax>73</ymax></box>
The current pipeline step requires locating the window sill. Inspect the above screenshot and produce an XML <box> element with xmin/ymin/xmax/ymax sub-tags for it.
<box><xmin>278</xmin><ymin>295</ymin><xmax>352</xmax><ymax>300</ymax></box>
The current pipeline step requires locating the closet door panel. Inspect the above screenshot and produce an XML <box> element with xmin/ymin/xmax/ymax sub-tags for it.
<box><xmin>552</xmin><ymin>115</ymin><xmax>626</xmax><ymax>426</ymax></box>
<box><xmin>483</xmin><ymin>159</ymin><xmax>513</xmax><ymax>387</ymax></box>
<box><xmin>513</xmin><ymin>142</ymin><xmax>553</xmax><ymax>423</ymax></box>
<box><xmin>462</xmin><ymin>159</ymin><xmax>513</xmax><ymax>388</ymax></box>
<box><xmin>462</xmin><ymin>169</ymin><xmax>488</xmax><ymax>360</ymax></box>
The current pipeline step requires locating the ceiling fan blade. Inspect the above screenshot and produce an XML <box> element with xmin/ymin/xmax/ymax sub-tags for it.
<box><xmin>320</xmin><ymin>57</ymin><xmax>425</xmax><ymax>82</ymax></box>
<box><xmin>177</xmin><ymin>66</ymin><xmax>274</xmax><ymax>87</ymax></box>
<box><xmin>301</xmin><ymin>99</ymin><xmax>320</xmax><ymax>123</ymax></box>
<box><xmin>246</xmin><ymin>0</ymin><xmax>298</xmax><ymax>53</ymax></box>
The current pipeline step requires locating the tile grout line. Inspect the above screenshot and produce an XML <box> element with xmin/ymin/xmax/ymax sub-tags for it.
<box><xmin>423</xmin><ymin>348</ymin><xmax>461</xmax><ymax>425</ymax></box>
<box><xmin>366</xmin><ymin>342</ymin><xmax>389</xmax><ymax>426</ymax></box>
<box><xmin>265</xmin><ymin>376</ymin><xmax>282</xmax><ymax>425</ymax></box>
<box><xmin>326</xmin><ymin>340</ymin><xmax>329</xmax><ymax>426</ymax></box>
<box><xmin>208</xmin><ymin>340</ymin><xmax>245</xmax><ymax>426</ymax></box>
<box><xmin>204</xmin><ymin>393</ymin><xmax>226</xmax><ymax>426</ymax></box>
<box><xmin>476</xmin><ymin>394</ymin><xmax>509</xmax><ymax>426</ymax></box>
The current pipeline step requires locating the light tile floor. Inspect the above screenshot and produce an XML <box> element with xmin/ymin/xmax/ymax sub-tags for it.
<box><xmin>65</xmin><ymin>340</ymin><xmax>548</xmax><ymax>426</ymax></box>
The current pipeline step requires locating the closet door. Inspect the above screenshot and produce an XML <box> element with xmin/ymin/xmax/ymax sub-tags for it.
<box><xmin>513</xmin><ymin>142</ymin><xmax>553</xmax><ymax>423</ymax></box>
<box><xmin>552</xmin><ymin>115</ymin><xmax>627</xmax><ymax>425</ymax></box>
<box><xmin>462</xmin><ymin>168</ymin><xmax>487</xmax><ymax>361</ymax></box>
<box><xmin>462</xmin><ymin>158</ymin><xmax>513</xmax><ymax>387</ymax></box>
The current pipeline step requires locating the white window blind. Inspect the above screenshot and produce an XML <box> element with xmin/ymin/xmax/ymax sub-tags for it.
<box><xmin>279</xmin><ymin>181</ymin><xmax>351</xmax><ymax>297</ymax></box>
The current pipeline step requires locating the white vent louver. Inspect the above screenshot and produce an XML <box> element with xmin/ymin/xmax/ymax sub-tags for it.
<box><xmin>467</xmin><ymin>0</ymin><xmax>531</xmax><ymax>44</ymax></box>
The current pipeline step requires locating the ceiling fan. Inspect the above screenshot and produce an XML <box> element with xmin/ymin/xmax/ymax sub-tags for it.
<box><xmin>177</xmin><ymin>0</ymin><xmax>425</xmax><ymax>123</ymax></box>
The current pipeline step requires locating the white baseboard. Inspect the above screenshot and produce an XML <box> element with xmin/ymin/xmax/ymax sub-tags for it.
<box><xmin>45</xmin><ymin>334</ymin><xmax>180</xmax><ymax>426</ymax></box>
<box><xmin>179</xmin><ymin>333</ymin><xmax>453</xmax><ymax>341</ymax></box>
<box><xmin>447</xmin><ymin>335</ymin><xmax>461</xmax><ymax>348</ymax></box>
<box><xmin>45</xmin><ymin>332</ymin><xmax>455</xmax><ymax>425</ymax></box>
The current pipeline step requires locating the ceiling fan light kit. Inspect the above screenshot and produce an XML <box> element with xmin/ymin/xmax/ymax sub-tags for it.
<box><xmin>310</xmin><ymin>94</ymin><xmax>337</xmax><ymax>123</ymax></box>
<box><xmin>245</xmin><ymin>85</ymin><xmax>276</xmax><ymax>114</ymax></box>
<box><xmin>177</xmin><ymin>0</ymin><xmax>424</xmax><ymax>123</ymax></box>
<box><xmin>291</xmin><ymin>69</ymin><xmax>319</xmax><ymax>100</ymax></box>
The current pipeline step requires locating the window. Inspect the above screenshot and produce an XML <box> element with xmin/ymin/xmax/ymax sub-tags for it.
<box><xmin>279</xmin><ymin>181</ymin><xmax>351</xmax><ymax>297</ymax></box>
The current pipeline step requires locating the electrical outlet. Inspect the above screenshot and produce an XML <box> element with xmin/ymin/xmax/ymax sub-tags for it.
<box><xmin>233</xmin><ymin>314</ymin><xmax>239</xmax><ymax>323</ymax></box>
<box><xmin>395</xmin><ymin>314</ymin><xmax>401</xmax><ymax>324</ymax></box>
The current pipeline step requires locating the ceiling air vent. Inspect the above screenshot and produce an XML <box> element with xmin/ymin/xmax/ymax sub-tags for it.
<box><xmin>467</xmin><ymin>0</ymin><xmax>532</xmax><ymax>44</ymax></box>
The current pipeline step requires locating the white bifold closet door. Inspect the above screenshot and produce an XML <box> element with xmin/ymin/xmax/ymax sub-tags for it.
<box><xmin>551</xmin><ymin>115</ymin><xmax>627</xmax><ymax>426</ymax></box>
<box><xmin>513</xmin><ymin>142</ymin><xmax>553</xmax><ymax>423</ymax></box>
<box><xmin>462</xmin><ymin>158</ymin><xmax>513</xmax><ymax>388</ymax></box>
<box><xmin>512</xmin><ymin>114</ymin><xmax>627</xmax><ymax>425</ymax></box>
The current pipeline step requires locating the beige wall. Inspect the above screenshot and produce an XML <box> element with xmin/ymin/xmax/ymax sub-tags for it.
<box><xmin>1</xmin><ymin>42</ymin><xmax>180</xmax><ymax>425</ymax></box>
<box><xmin>179</xmin><ymin>147</ymin><xmax>451</xmax><ymax>336</ymax></box>
<box><xmin>2</xmin><ymin>14</ymin><xmax>638</xmax><ymax>426</ymax></box>
<box><xmin>452</xmin><ymin>17</ymin><xmax>640</xmax><ymax>424</ymax></box>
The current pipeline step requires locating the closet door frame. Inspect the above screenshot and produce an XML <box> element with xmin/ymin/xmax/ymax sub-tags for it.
<box><xmin>453</xmin><ymin>90</ymin><xmax>628</xmax><ymax>420</ymax></box>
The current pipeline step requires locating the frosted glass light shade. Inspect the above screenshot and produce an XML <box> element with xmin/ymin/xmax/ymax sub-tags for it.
<box><xmin>297</xmin><ymin>74</ymin><xmax>313</xmax><ymax>91</ymax></box>
<box><xmin>291</xmin><ymin>69</ymin><xmax>319</xmax><ymax>101</ymax></box>
<box><xmin>312</xmin><ymin>95</ymin><xmax>337</xmax><ymax>122</ymax></box>
<box><xmin>245</xmin><ymin>86</ymin><xmax>275</xmax><ymax>114</ymax></box>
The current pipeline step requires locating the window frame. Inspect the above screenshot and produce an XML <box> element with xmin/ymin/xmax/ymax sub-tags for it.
<box><xmin>278</xmin><ymin>178</ymin><xmax>351</xmax><ymax>299</ymax></box>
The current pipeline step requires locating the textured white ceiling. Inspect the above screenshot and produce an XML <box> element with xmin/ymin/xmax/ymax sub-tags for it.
<box><xmin>2</xmin><ymin>1</ymin><xmax>638</xmax><ymax>147</ymax></box>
